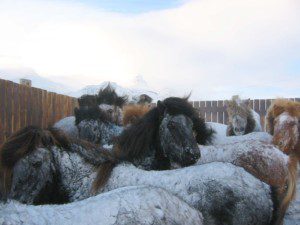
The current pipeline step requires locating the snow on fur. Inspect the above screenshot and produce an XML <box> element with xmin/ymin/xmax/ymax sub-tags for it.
<box><xmin>54</xmin><ymin>116</ymin><xmax>78</xmax><ymax>139</ymax></box>
<box><xmin>207</xmin><ymin>122</ymin><xmax>272</xmax><ymax>145</ymax></box>
<box><xmin>198</xmin><ymin>134</ymin><xmax>288</xmax><ymax>187</ymax></box>
<box><xmin>101</xmin><ymin>163</ymin><xmax>273</xmax><ymax>225</ymax></box>
<box><xmin>0</xmin><ymin>186</ymin><xmax>203</xmax><ymax>225</ymax></box>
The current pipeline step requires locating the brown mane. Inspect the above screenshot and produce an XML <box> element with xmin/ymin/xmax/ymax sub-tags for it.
<box><xmin>0</xmin><ymin>126</ymin><xmax>70</xmax><ymax>199</ymax></box>
<box><xmin>122</xmin><ymin>104</ymin><xmax>151</xmax><ymax>126</ymax></box>
<box><xmin>266</xmin><ymin>99</ymin><xmax>300</xmax><ymax>135</ymax></box>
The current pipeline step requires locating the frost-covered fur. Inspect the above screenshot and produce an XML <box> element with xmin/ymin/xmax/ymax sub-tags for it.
<box><xmin>226</xmin><ymin>96</ymin><xmax>262</xmax><ymax>136</ymax></box>
<box><xmin>207</xmin><ymin>123</ymin><xmax>269</xmax><ymax>145</ymax></box>
<box><xmin>198</xmin><ymin>138</ymin><xmax>288</xmax><ymax>188</ymax></box>
<box><xmin>102</xmin><ymin>163</ymin><xmax>274</xmax><ymax>225</ymax></box>
<box><xmin>197</xmin><ymin>132</ymin><xmax>298</xmax><ymax>224</ymax></box>
<box><xmin>54</xmin><ymin>116</ymin><xmax>78</xmax><ymax>139</ymax></box>
<box><xmin>0</xmin><ymin>186</ymin><xmax>204</xmax><ymax>225</ymax></box>
<box><xmin>76</xmin><ymin>120</ymin><xmax>123</xmax><ymax>145</ymax></box>
<box><xmin>54</xmin><ymin>109</ymin><xmax>123</xmax><ymax>146</ymax></box>
<box><xmin>48</xmin><ymin>149</ymin><xmax>275</xmax><ymax>225</ymax></box>
<box><xmin>2</xmin><ymin>131</ymin><xmax>279</xmax><ymax>224</ymax></box>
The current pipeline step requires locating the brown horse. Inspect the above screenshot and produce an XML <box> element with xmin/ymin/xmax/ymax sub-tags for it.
<box><xmin>266</xmin><ymin>99</ymin><xmax>300</xmax><ymax>157</ymax></box>
<box><xmin>266</xmin><ymin>98</ymin><xmax>300</xmax><ymax>223</ymax></box>
<box><xmin>122</xmin><ymin>104</ymin><xmax>151</xmax><ymax>126</ymax></box>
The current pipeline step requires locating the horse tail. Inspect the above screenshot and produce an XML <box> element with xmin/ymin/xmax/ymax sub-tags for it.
<box><xmin>92</xmin><ymin>161</ymin><xmax>116</xmax><ymax>193</ymax></box>
<box><xmin>271</xmin><ymin>154</ymin><xmax>298</xmax><ymax>225</ymax></box>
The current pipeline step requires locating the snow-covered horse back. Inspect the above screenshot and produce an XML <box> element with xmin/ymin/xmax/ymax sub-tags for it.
<box><xmin>0</xmin><ymin>186</ymin><xmax>204</xmax><ymax>225</ymax></box>
<box><xmin>225</xmin><ymin>96</ymin><xmax>262</xmax><ymax>136</ymax></box>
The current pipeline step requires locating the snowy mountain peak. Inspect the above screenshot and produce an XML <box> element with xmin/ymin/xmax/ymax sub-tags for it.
<box><xmin>132</xmin><ymin>75</ymin><xmax>149</xmax><ymax>90</ymax></box>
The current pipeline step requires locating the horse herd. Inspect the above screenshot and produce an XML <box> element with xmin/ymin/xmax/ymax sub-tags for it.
<box><xmin>0</xmin><ymin>85</ymin><xmax>299</xmax><ymax>225</ymax></box>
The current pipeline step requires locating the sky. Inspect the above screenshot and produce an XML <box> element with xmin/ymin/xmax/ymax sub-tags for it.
<box><xmin>0</xmin><ymin>0</ymin><xmax>299</xmax><ymax>100</ymax></box>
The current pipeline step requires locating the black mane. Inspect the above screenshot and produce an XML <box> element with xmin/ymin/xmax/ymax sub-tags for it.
<box><xmin>116</xmin><ymin>97</ymin><xmax>214</xmax><ymax>160</ymax></box>
<box><xmin>74</xmin><ymin>106</ymin><xmax>112</xmax><ymax>125</ymax></box>
<box><xmin>97</xmin><ymin>84</ymin><xmax>128</xmax><ymax>107</ymax></box>
<box><xmin>78</xmin><ymin>95</ymin><xmax>98</xmax><ymax>108</ymax></box>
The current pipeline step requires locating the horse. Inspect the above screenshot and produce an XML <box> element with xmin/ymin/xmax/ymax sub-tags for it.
<box><xmin>55</xmin><ymin>84</ymin><xmax>127</xmax><ymax>144</ymax></box>
<box><xmin>0</xmin><ymin>97</ymin><xmax>203</xmax><ymax>204</ymax></box>
<box><xmin>266</xmin><ymin>99</ymin><xmax>300</xmax><ymax>157</ymax></box>
<box><xmin>225</xmin><ymin>96</ymin><xmax>262</xmax><ymax>136</ymax></box>
<box><xmin>122</xmin><ymin>104</ymin><xmax>151</xmax><ymax>126</ymax></box>
<box><xmin>93</xmin><ymin>96</ymin><xmax>214</xmax><ymax>189</ymax></box>
<box><xmin>0</xmin><ymin>128</ymin><xmax>280</xmax><ymax>224</ymax></box>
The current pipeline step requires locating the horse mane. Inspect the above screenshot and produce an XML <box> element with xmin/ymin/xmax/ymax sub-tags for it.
<box><xmin>0</xmin><ymin>126</ymin><xmax>70</xmax><ymax>198</ymax></box>
<box><xmin>269</xmin><ymin>99</ymin><xmax>300</xmax><ymax>118</ymax></box>
<box><xmin>93</xmin><ymin>96</ymin><xmax>214</xmax><ymax>191</ymax></box>
<box><xmin>122</xmin><ymin>104</ymin><xmax>151</xmax><ymax>126</ymax></box>
<box><xmin>74</xmin><ymin>106</ymin><xmax>112</xmax><ymax>125</ymax></box>
<box><xmin>78</xmin><ymin>95</ymin><xmax>98</xmax><ymax>108</ymax></box>
<box><xmin>97</xmin><ymin>84</ymin><xmax>128</xmax><ymax>107</ymax></box>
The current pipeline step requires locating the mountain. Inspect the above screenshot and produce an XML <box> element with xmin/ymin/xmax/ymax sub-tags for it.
<box><xmin>0</xmin><ymin>67</ymin><xmax>73</xmax><ymax>94</ymax></box>
<box><xmin>68</xmin><ymin>76</ymin><xmax>161</xmax><ymax>102</ymax></box>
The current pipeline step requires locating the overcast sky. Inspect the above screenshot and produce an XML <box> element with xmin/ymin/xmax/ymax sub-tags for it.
<box><xmin>0</xmin><ymin>0</ymin><xmax>299</xmax><ymax>100</ymax></box>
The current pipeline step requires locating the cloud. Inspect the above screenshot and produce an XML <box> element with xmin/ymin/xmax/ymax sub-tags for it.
<box><xmin>0</xmin><ymin>0</ymin><xmax>299</xmax><ymax>100</ymax></box>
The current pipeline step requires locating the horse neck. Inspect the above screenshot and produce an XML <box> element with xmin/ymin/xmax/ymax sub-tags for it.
<box><xmin>130</xmin><ymin>133</ymin><xmax>170</xmax><ymax>170</ymax></box>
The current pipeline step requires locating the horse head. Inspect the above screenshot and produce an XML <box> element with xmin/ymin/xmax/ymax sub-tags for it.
<box><xmin>273</xmin><ymin>112</ymin><xmax>299</xmax><ymax>155</ymax></box>
<box><xmin>159</xmin><ymin>113</ymin><xmax>200</xmax><ymax>167</ymax></box>
<box><xmin>226</xmin><ymin>96</ymin><xmax>252</xmax><ymax>136</ymax></box>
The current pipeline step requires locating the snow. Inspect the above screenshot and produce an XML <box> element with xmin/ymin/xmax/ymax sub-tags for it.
<box><xmin>54</xmin><ymin>116</ymin><xmax>78</xmax><ymax>139</ymax></box>
<box><xmin>197</xmin><ymin>133</ymin><xmax>288</xmax><ymax>187</ymax></box>
<box><xmin>102</xmin><ymin>162</ymin><xmax>273</xmax><ymax>225</ymax></box>
<box><xmin>0</xmin><ymin>186</ymin><xmax>203</xmax><ymax>225</ymax></box>
<box><xmin>207</xmin><ymin>121</ymin><xmax>271</xmax><ymax>145</ymax></box>
<box><xmin>251</xmin><ymin>109</ymin><xmax>262</xmax><ymax>131</ymax></box>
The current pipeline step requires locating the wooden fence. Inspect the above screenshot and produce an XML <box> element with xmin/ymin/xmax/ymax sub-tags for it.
<box><xmin>1</xmin><ymin>77</ymin><xmax>299</xmax><ymax>145</ymax></box>
<box><xmin>0</xmin><ymin>79</ymin><xmax>78</xmax><ymax>145</ymax></box>
<box><xmin>153</xmin><ymin>98</ymin><xmax>300</xmax><ymax>129</ymax></box>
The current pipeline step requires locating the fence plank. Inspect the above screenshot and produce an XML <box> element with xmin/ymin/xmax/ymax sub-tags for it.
<box><xmin>217</xmin><ymin>100</ymin><xmax>224</xmax><ymax>124</ymax></box>
<box><xmin>0</xmin><ymin>80</ymin><xmax>6</xmax><ymax>143</ymax></box>
<box><xmin>5</xmin><ymin>81</ymin><xmax>13</xmax><ymax>139</ymax></box>
<box><xmin>0</xmin><ymin>79</ymin><xmax>78</xmax><ymax>145</ymax></box>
